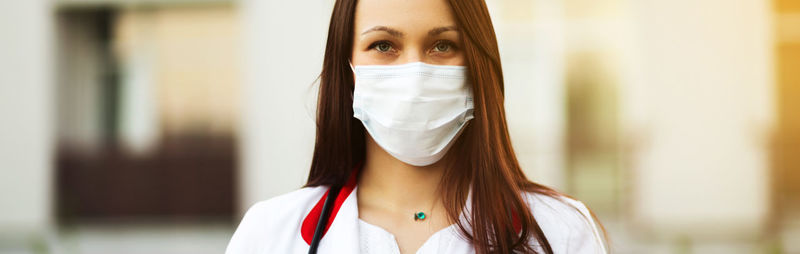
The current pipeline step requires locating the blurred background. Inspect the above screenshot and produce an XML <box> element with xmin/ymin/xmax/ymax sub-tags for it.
<box><xmin>0</xmin><ymin>0</ymin><xmax>797</xmax><ymax>253</ymax></box>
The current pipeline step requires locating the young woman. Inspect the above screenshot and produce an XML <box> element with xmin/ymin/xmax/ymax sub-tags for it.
<box><xmin>226</xmin><ymin>0</ymin><xmax>607</xmax><ymax>253</ymax></box>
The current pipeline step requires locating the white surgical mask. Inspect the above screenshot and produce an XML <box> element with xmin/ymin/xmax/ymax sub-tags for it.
<box><xmin>352</xmin><ymin>62</ymin><xmax>474</xmax><ymax>166</ymax></box>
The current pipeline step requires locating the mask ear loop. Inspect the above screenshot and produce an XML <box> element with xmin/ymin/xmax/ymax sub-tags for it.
<box><xmin>348</xmin><ymin>60</ymin><xmax>356</xmax><ymax>100</ymax></box>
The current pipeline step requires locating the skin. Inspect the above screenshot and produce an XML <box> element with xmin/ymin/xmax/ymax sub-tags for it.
<box><xmin>351</xmin><ymin>0</ymin><xmax>466</xmax><ymax>253</ymax></box>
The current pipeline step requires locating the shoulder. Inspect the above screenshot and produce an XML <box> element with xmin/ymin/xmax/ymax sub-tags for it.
<box><xmin>241</xmin><ymin>186</ymin><xmax>327</xmax><ymax>222</ymax></box>
<box><xmin>522</xmin><ymin>192</ymin><xmax>608</xmax><ymax>254</ymax></box>
<box><xmin>226</xmin><ymin>186</ymin><xmax>327</xmax><ymax>254</ymax></box>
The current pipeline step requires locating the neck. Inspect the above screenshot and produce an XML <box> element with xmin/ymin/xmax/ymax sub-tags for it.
<box><xmin>357</xmin><ymin>136</ymin><xmax>445</xmax><ymax>213</ymax></box>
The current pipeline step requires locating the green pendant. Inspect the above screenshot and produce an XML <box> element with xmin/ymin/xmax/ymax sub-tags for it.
<box><xmin>414</xmin><ymin>212</ymin><xmax>426</xmax><ymax>221</ymax></box>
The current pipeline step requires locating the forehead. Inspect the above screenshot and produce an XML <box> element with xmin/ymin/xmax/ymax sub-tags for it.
<box><xmin>354</xmin><ymin>0</ymin><xmax>457</xmax><ymax>34</ymax></box>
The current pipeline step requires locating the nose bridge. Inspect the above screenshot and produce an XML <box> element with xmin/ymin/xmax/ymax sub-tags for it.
<box><xmin>403</xmin><ymin>50</ymin><xmax>423</xmax><ymax>64</ymax></box>
<box><xmin>402</xmin><ymin>43</ymin><xmax>425</xmax><ymax>64</ymax></box>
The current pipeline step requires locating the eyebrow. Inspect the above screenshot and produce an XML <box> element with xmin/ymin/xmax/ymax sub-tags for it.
<box><xmin>360</xmin><ymin>25</ymin><xmax>459</xmax><ymax>38</ymax></box>
<box><xmin>361</xmin><ymin>26</ymin><xmax>404</xmax><ymax>37</ymax></box>
<box><xmin>428</xmin><ymin>26</ymin><xmax>458</xmax><ymax>36</ymax></box>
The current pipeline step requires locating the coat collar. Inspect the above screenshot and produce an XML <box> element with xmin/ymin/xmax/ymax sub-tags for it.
<box><xmin>300</xmin><ymin>168</ymin><xmax>360</xmax><ymax>246</ymax></box>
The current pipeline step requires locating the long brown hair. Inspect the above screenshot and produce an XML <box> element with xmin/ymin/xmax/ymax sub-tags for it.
<box><xmin>306</xmin><ymin>0</ymin><xmax>563</xmax><ymax>253</ymax></box>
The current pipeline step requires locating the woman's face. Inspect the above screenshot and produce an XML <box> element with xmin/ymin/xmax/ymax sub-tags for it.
<box><xmin>351</xmin><ymin>0</ymin><xmax>465</xmax><ymax>66</ymax></box>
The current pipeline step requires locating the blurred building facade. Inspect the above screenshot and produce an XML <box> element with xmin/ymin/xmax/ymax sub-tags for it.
<box><xmin>0</xmin><ymin>0</ymin><xmax>798</xmax><ymax>253</ymax></box>
<box><xmin>55</xmin><ymin>2</ymin><xmax>239</xmax><ymax>221</ymax></box>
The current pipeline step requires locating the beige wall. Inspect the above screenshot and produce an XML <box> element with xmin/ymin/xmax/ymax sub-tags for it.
<box><xmin>0</xmin><ymin>0</ymin><xmax>54</xmax><ymax>236</ymax></box>
<box><xmin>626</xmin><ymin>0</ymin><xmax>774</xmax><ymax>239</ymax></box>
<box><xmin>238</xmin><ymin>0</ymin><xmax>333</xmax><ymax>213</ymax></box>
<box><xmin>488</xmin><ymin>0</ymin><xmax>569</xmax><ymax>190</ymax></box>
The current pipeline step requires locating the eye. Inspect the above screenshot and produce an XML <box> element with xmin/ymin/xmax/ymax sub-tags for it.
<box><xmin>369</xmin><ymin>41</ymin><xmax>394</xmax><ymax>53</ymax></box>
<box><xmin>433</xmin><ymin>40</ymin><xmax>454</xmax><ymax>52</ymax></box>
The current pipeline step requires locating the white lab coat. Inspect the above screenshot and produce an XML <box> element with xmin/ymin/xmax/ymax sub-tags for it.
<box><xmin>226</xmin><ymin>184</ymin><xmax>607</xmax><ymax>254</ymax></box>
